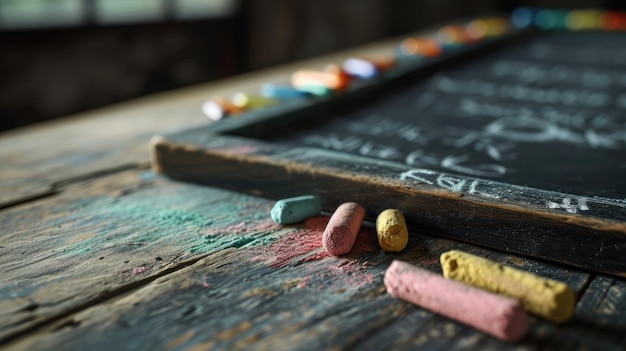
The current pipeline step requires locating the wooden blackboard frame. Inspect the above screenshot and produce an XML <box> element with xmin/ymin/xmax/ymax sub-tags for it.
<box><xmin>151</xmin><ymin>27</ymin><xmax>626</xmax><ymax>278</ymax></box>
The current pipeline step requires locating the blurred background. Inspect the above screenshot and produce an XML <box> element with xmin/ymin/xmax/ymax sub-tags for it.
<box><xmin>0</xmin><ymin>0</ymin><xmax>618</xmax><ymax>132</ymax></box>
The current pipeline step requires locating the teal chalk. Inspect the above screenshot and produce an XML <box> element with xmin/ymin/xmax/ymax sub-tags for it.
<box><xmin>261</xmin><ymin>84</ymin><xmax>309</xmax><ymax>99</ymax></box>
<box><xmin>534</xmin><ymin>9</ymin><xmax>568</xmax><ymax>30</ymax></box>
<box><xmin>271</xmin><ymin>195</ymin><xmax>322</xmax><ymax>224</ymax></box>
<box><xmin>295</xmin><ymin>83</ymin><xmax>333</xmax><ymax>97</ymax></box>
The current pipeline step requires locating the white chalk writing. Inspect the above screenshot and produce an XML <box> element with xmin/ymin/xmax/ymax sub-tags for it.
<box><xmin>399</xmin><ymin>169</ymin><xmax>601</xmax><ymax>213</ymax></box>
<box><xmin>546</xmin><ymin>198</ymin><xmax>590</xmax><ymax>214</ymax></box>
<box><xmin>347</xmin><ymin>117</ymin><xmax>428</xmax><ymax>144</ymax></box>
<box><xmin>400</xmin><ymin>169</ymin><xmax>500</xmax><ymax>198</ymax></box>
<box><xmin>491</xmin><ymin>60</ymin><xmax>626</xmax><ymax>89</ymax></box>
<box><xmin>302</xmin><ymin>134</ymin><xmax>403</xmax><ymax>160</ymax></box>
<box><xmin>434</xmin><ymin>76</ymin><xmax>610</xmax><ymax>107</ymax></box>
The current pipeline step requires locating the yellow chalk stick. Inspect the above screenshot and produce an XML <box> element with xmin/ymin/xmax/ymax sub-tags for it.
<box><xmin>231</xmin><ymin>93</ymin><xmax>277</xmax><ymax>109</ymax></box>
<box><xmin>440</xmin><ymin>250</ymin><xmax>575</xmax><ymax>323</ymax></box>
<box><xmin>376</xmin><ymin>209</ymin><xmax>409</xmax><ymax>252</ymax></box>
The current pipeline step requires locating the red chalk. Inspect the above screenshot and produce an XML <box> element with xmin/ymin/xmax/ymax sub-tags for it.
<box><xmin>384</xmin><ymin>260</ymin><xmax>529</xmax><ymax>342</ymax></box>
<box><xmin>322</xmin><ymin>202</ymin><xmax>365</xmax><ymax>256</ymax></box>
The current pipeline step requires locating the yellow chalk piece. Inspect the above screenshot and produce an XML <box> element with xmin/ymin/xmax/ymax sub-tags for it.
<box><xmin>231</xmin><ymin>93</ymin><xmax>277</xmax><ymax>109</ymax></box>
<box><xmin>440</xmin><ymin>250</ymin><xmax>575</xmax><ymax>323</ymax></box>
<box><xmin>565</xmin><ymin>10</ymin><xmax>601</xmax><ymax>31</ymax></box>
<box><xmin>466</xmin><ymin>17</ymin><xmax>509</xmax><ymax>39</ymax></box>
<box><xmin>376</xmin><ymin>209</ymin><xmax>409</xmax><ymax>252</ymax></box>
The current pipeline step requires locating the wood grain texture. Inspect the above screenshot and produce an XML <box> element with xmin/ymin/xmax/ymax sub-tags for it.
<box><xmin>2</xmin><ymin>167</ymin><xmax>608</xmax><ymax>350</ymax></box>
<box><xmin>4</xmin><ymin>229</ymin><xmax>599</xmax><ymax>351</ymax></box>
<box><xmin>541</xmin><ymin>276</ymin><xmax>626</xmax><ymax>351</ymax></box>
<box><xmin>0</xmin><ymin>169</ymin><xmax>286</xmax><ymax>342</ymax></box>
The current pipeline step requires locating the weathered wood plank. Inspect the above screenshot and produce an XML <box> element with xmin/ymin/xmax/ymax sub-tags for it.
<box><xmin>3</xmin><ymin>209</ymin><xmax>597</xmax><ymax>350</ymax></box>
<box><xmin>0</xmin><ymin>30</ymin><xmax>412</xmax><ymax>208</ymax></box>
<box><xmin>541</xmin><ymin>276</ymin><xmax>626</xmax><ymax>351</ymax></box>
<box><xmin>0</xmin><ymin>169</ymin><xmax>290</xmax><ymax>342</ymax></box>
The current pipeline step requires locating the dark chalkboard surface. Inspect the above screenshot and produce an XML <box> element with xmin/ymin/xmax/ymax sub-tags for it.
<box><xmin>269</xmin><ymin>31</ymin><xmax>626</xmax><ymax>200</ymax></box>
<box><xmin>152</xmin><ymin>28</ymin><xmax>626</xmax><ymax>277</ymax></box>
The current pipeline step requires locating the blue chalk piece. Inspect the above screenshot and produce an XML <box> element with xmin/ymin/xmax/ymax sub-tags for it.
<box><xmin>511</xmin><ymin>7</ymin><xmax>535</xmax><ymax>28</ymax></box>
<box><xmin>271</xmin><ymin>195</ymin><xmax>322</xmax><ymax>224</ymax></box>
<box><xmin>342</xmin><ymin>58</ymin><xmax>379</xmax><ymax>79</ymax></box>
<box><xmin>261</xmin><ymin>83</ymin><xmax>309</xmax><ymax>100</ymax></box>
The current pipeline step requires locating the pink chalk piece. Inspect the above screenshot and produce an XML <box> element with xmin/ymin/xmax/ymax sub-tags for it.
<box><xmin>384</xmin><ymin>260</ymin><xmax>529</xmax><ymax>342</ymax></box>
<box><xmin>322</xmin><ymin>202</ymin><xmax>366</xmax><ymax>256</ymax></box>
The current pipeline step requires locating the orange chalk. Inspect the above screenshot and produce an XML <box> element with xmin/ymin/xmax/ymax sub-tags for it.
<box><xmin>438</xmin><ymin>25</ymin><xmax>475</xmax><ymax>45</ymax></box>
<box><xmin>466</xmin><ymin>20</ymin><xmax>489</xmax><ymax>40</ymax></box>
<box><xmin>324</xmin><ymin>64</ymin><xmax>351</xmax><ymax>86</ymax></box>
<box><xmin>201</xmin><ymin>97</ymin><xmax>245</xmax><ymax>121</ymax></box>
<box><xmin>399</xmin><ymin>37</ymin><xmax>442</xmax><ymax>58</ymax></box>
<box><xmin>364</xmin><ymin>57</ymin><xmax>395</xmax><ymax>71</ymax></box>
<box><xmin>468</xmin><ymin>17</ymin><xmax>510</xmax><ymax>39</ymax></box>
<box><xmin>600</xmin><ymin>12</ymin><xmax>626</xmax><ymax>31</ymax></box>
<box><xmin>291</xmin><ymin>65</ymin><xmax>351</xmax><ymax>92</ymax></box>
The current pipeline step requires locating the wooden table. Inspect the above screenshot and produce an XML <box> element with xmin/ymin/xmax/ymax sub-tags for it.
<box><xmin>1</xmin><ymin>33</ymin><xmax>625</xmax><ymax>351</ymax></box>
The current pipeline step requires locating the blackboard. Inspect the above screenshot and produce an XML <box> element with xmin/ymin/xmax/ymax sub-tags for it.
<box><xmin>152</xmin><ymin>28</ymin><xmax>626</xmax><ymax>278</ymax></box>
<box><xmin>271</xmin><ymin>31</ymin><xmax>626</xmax><ymax>200</ymax></box>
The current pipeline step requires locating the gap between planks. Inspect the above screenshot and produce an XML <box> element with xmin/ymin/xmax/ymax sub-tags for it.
<box><xmin>0</xmin><ymin>163</ymin><xmax>149</xmax><ymax>212</ymax></box>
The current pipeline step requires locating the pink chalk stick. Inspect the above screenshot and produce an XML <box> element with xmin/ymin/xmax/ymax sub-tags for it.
<box><xmin>384</xmin><ymin>260</ymin><xmax>528</xmax><ymax>342</ymax></box>
<box><xmin>322</xmin><ymin>202</ymin><xmax>366</xmax><ymax>256</ymax></box>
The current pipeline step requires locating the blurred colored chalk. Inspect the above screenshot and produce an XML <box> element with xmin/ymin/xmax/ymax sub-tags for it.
<box><xmin>565</xmin><ymin>10</ymin><xmax>601</xmax><ymax>31</ymax></box>
<box><xmin>322</xmin><ymin>202</ymin><xmax>365</xmax><ymax>256</ymax></box>
<box><xmin>292</xmin><ymin>65</ymin><xmax>351</xmax><ymax>93</ymax></box>
<box><xmin>398</xmin><ymin>37</ymin><xmax>442</xmax><ymax>58</ymax></box>
<box><xmin>324</xmin><ymin>64</ymin><xmax>352</xmax><ymax>90</ymax></box>
<box><xmin>534</xmin><ymin>9</ymin><xmax>567</xmax><ymax>30</ymax></box>
<box><xmin>202</xmin><ymin>98</ymin><xmax>244</xmax><ymax>121</ymax></box>
<box><xmin>511</xmin><ymin>7</ymin><xmax>536</xmax><ymax>28</ymax></box>
<box><xmin>600</xmin><ymin>12</ymin><xmax>626</xmax><ymax>31</ymax></box>
<box><xmin>271</xmin><ymin>195</ymin><xmax>322</xmax><ymax>225</ymax></box>
<box><xmin>342</xmin><ymin>58</ymin><xmax>395</xmax><ymax>79</ymax></box>
<box><xmin>294</xmin><ymin>83</ymin><xmax>334</xmax><ymax>97</ymax></box>
<box><xmin>231</xmin><ymin>92</ymin><xmax>277</xmax><ymax>109</ymax></box>
<box><xmin>384</xmin><ymin>260</ymin><xmax>529</xmax><ymax>341</ymax></box>
<box><xmin>440</xmin><ymin>250</ymin><xmax>575</xmax><ymax>323</ymax></box>
<box><xmin>465</xmin><ymin>19</ymin><xmax>489</xmax><ymax>40</ymax></box>
<box><xmin>466</xmin><ymin>17</ymin><xmax>509</xmax><ymax>39</ymax></box>
<box><xmin>437</xmin><ymin>25</ymin><xmax>475</xmax><ymax>47</ymax></box>
<box><xmin>342</xmin><ymin>58</ymin><xmax>379</xmax><ymax>79</ymax></box>
<box><xmin>261</xmin><ymin>83</ymin><xmax>309</xmax><ymax>100</ymax></box>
